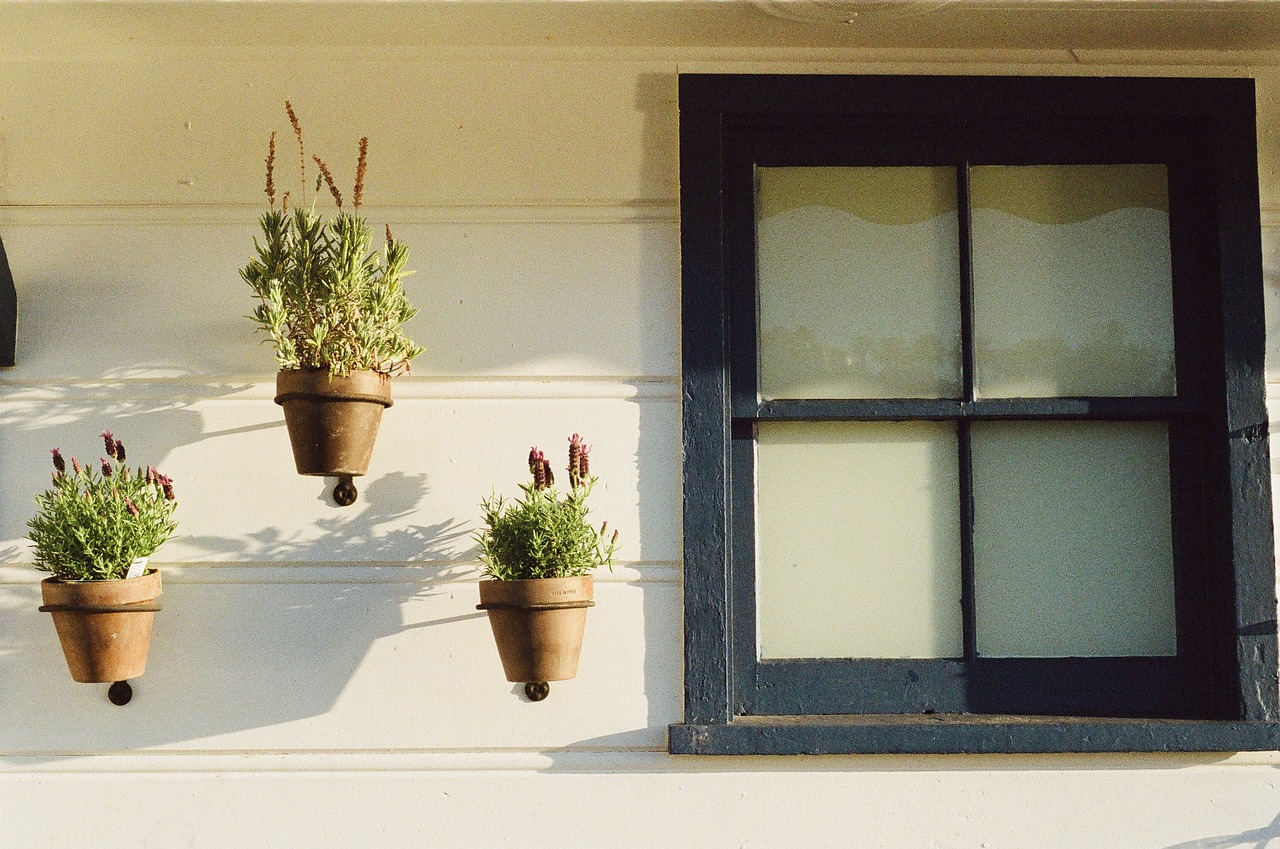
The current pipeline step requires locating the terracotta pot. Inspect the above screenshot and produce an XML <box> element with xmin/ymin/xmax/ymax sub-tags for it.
<box><xmin>274</xmin><ymin>368</ymin><xmax>392</xmax><ymax>477</ymax></box>
<box><xmin>477</xmin><ymin>575</ymin><xmax>594</xmax><ymax>683</ymax></box>
<box><xmin>40</xmin><ymin>569</ymin><xmax>162</xmax><ymax>683</ymax></box>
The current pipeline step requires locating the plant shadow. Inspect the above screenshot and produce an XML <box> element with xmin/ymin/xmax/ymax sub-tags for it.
<box><xmin>0</xmin><ymin>400</ymin><xmax>476</xmax><ymax>760</ymax></box>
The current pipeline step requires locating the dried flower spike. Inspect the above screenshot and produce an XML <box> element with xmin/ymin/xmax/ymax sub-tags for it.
<box><xmin>314</xmin><ymin>155</ymin><xmax>343</xmax><ymax>209</ymax></box>
<box><xmin>285</xmin><ymin>100</ymin><xmax>305</xmax><ymax>197</ymax></box>
<box><xmin>124</xmin><ymin>497</ymin><xmax>140</xmax><ymax>517</ymax></box>
<box><xmin>265</xmin><ymin>131</ymin><xmax>277</xmax><ymax>207</ymax></box>
<box><xmin>353</xmin><ymin>137</ymin><xmax>368</xmax><ymax>210</ymax></box>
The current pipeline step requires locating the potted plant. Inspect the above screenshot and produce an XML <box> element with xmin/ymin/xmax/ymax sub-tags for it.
<box><xmin>241</xmin><ymin>102</ymin><xmax>423</xmax><ymax>489</ymax></box>
<box><xmin>29</xmin><ymin>431</ymin><xmax>177</xmax><ymax>684</ymax></box>
<box><xmin>476</xmin><ymin>434</ymin><xmax>618</xmax><ymax>699</ymax></box>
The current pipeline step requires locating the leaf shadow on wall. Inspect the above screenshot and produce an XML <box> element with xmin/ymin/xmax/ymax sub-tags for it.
<box><xmin>123</xmin><ymin>470</ymin><xmax>476</xmax><ymax>750</ymax></box>
<box><xmin>1160</xmin><ymin>806</ymin><xmax>1280</xmax><ymax>849</ymax></box>
<box><xmin>0</xmin><ymin>399</ymin><xmax>475</xmax><ymax>757</ymax></box>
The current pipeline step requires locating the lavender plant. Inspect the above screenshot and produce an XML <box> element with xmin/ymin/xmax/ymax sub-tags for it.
<box><xmin>477</xmin><ymin>434</ymin><xmax>619</xmax><ymax>581</ymax></box>
<box><xmin>241</xmin><ymin>102</ymin><xmax>423</xmax><ymax>378</ymax></box>
<box><xmin>27</xmin><ymin>431</ymin><xmax>178</xmax><ymax>582</ymax></box>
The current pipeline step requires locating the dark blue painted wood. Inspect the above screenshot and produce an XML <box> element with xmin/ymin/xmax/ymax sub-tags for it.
<box><xmin>669</xmin><ymin>717</ymin><xmax>1280</xmax><ymax>756</ymax></box>
<box><xmin>755</xmin><ymin>397</ymin><xmax>1190</xmax><ymax>421</ymax></box>
<box><xmin>0</xmin><ymin>233</ymin><xmax>14</xmax><ymax>366</ymax></box>
<box><xmin>679</xmin><ymin>102</ymin><xmax>733</xmax><ymax>726</ymax></box>
<box><xmin>675</xmin><ymin>73</ymin><xmax>1278</xmax><ymax>753</ymax></box>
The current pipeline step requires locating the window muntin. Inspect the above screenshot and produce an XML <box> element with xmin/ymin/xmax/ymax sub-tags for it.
<box><xmin>752</xmin><ymin>162</ymin><xmax>1181</xmax><ymax>675</ymax></box>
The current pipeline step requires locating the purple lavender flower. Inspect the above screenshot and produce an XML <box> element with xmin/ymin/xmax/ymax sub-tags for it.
<box><xmin>71</xmin><ymin>457</ymin><xmax>82</xmax><ymax>475</ymax></box>
<box><xmin>568</xmin><ymin>434</ymin><xmax>583</xmax><ymax>488</ymax></box>
<box><xmin>114</xmin><ymin>439</ymin><xmax>125</xmax><ymax>462</ymax></box>
<box><xmin>159</xmin><ymin>475</ymin><xmax>176</xmax><ymax>502</ymax></box>
<box><xmin>531</xmin><ymin>448</ymin><xmax>547</xmax><ymax>490</ymax></box>
<box><xmin>101</xmin><ymin>430</ymin><xmax>116</xmax><ymax>459</ymax></box>
<box><xmin>100</xmin><ymin>458</ymin><xmax>113</xmax><ymax>477</ymax></box>
<box><xmin>124</xmin><ymin>497</ymin><xmax>139</xmax><ymax>517</ymax></box>
<box><xmin>51</xmin><ymin>448</ymin><xmax>65</xmax><ymax>475</ymax></box>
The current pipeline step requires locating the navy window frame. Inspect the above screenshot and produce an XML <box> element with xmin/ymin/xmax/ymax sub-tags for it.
<box><xmin>669</xmin><ymin>74</ymin><xmax>1280</xmax><ymax>755</ymax></box>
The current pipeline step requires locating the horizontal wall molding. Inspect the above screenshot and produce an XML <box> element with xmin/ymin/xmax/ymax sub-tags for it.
<box><xmin>5</xmin><ymin>200</ymin><xmax>1274</xmax><ymax>230</ymax></box>
<box><xmin>4</xmin><ymin>40</ymin><xmax>1276</xmax><ymax>68</ymax></box>
<box><xmin>0</xmin><ymin>202</ymin><xmax>680</xmax><ymax>227</ymax></box>
<box><xmin>0</xmin><ymin>376</ymin><xmax>681</xmax><ymax>402</ymax></box>
<box><xmin>0</xmin><ymin>562</ymin><xmax>681</xmax><ymax>586</ymax></box>
<box><xmin>2</xmin><ymin>748</ymin><xmax>1277</xmax><ymax>775</ymax></box>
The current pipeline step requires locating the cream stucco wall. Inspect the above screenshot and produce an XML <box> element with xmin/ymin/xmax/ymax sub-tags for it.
<box><xmin>2</xmin><ymin>8</ymin><xmax>1280</xmax><ymax>847</ymax></box>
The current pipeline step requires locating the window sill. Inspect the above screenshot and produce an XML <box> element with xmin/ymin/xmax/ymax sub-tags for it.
<box><xmin>668</xmin><ymin>715</ymin><xmax>1280</xmax><ymax>755</ymax></box>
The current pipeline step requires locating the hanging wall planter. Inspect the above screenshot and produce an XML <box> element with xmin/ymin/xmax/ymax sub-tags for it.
<box><xmin>40</xmin><ymin>568</ymin><xmax>162</xmax><ymax>684</ymax></box>
<box><xmin>275</xmin><ymin>368</ymin><xmax>392</xmax><ymax>478</ymax></box>
<box><xmin>27</xmin><ymin>431</ymin><xmax>177</xmax><ymax>702</ymax></box>
<box><xmin>475</xmin><ymin>435</ymin><xmax>618</xmax><ymax>701</ymax></box>
<box><xmin>242</xmin><ymin>102</ymin><xmax>422</xmax><ymax>505</ymax></box>
<box><xmin>478</xmin><ymin>575</ymin><xmax>594</xmax><ymax>695</ymax></box>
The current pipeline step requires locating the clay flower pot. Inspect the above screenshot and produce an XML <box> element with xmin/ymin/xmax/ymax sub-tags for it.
<box><xmin>274</xmin><ymin>368</ymin><xmax>393</xmax><ymax>477</ymax></box>
<box><xmin>39</xmin><ymin>569</ymin><xmax>163</xmax><ymax>683</ymax></box>
<box><xmin>477</xmin><ymin>575</ymin><xmax>594</xmax><ymax>684</ymax></box>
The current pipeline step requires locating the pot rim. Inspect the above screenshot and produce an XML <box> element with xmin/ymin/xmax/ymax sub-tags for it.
<box><xmin>41</xmin><ymin>567</ymin><xmax>161</xmax><ymax>585</ymax></box>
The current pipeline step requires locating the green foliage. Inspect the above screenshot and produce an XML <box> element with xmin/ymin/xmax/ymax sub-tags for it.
<box><xmin>242</xmin><ymin>208</ymin><xmax>423</xmax><ymax>377</ymax></box>
<box><xmin>241</xmin><ymin>104</ymin><xmax>422</xmax><ymax>378</ymax></box>
<box><xmin>28</xmin><ymin>434</ymin><xmax>178</xmax><ymax>582</ymax></box>
<box><xmin>477</xmin><ymin>439</ymin><xmax>618</xmax><ymax>581</ymax></box>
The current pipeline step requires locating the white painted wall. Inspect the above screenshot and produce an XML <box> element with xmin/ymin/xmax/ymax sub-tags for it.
<box><xmin>2</xmin><ymin>19</ymin><xmax>1280</xmax><ymax>849</ymax></box>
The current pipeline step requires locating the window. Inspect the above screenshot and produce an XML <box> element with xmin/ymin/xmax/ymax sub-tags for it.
<box><xmin>670</xmin><ymin>74</ymin><xmax>1280</xmax><ymax>755</ymax></box>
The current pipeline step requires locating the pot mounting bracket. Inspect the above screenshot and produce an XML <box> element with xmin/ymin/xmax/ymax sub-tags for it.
<box><xmin>333</xmin><ymin>475</ymin><xmax>358</xmax><ymax>506</ymax></box>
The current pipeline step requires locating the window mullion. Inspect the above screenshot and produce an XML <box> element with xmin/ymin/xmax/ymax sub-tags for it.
<box><xmin>958</xmin><ymin>161</ymin><xmax>976</xmax><ymax>403</ymax></box>
<box><xmin>957</xmin><ymin>161</ymin><xmax>979</xmax><ymax>662</ymax></box>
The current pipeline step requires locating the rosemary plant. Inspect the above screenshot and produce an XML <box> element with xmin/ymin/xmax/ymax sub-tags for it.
<box><xmin>241</xmin><ymin>102</ymin><xmax>423</xmax><ymax>378</ymax></box>
<box><xmin>477</xmin><ymin>435</ymin><xmax>619</xmax><ymax>581</ymax></box>
<box><xmin>28</xmin><ymin>431</ymin><xmax>178</xmax><ymax>582</ymax></box>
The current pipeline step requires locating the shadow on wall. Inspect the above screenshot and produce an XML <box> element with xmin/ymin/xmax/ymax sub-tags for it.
<box><xmin>0</xmin><ymin>399</ymin><xmax>474</xmax><ymax>758</ymax></box>
<box><xmin>1163</xmin><ymin>807</ymin><xmax>1280</xmax><ymax>849</ymax></box>
<box><xmin>0</xmin><ymin>392</ymin><xmax>222</xmax><ymax>556</ymax></box>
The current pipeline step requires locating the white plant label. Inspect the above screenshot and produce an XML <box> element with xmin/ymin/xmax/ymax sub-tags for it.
<box><xmin>126</xmin><ymin>557</ymin><xmax>149</xmax><ymax>580</ymax></box>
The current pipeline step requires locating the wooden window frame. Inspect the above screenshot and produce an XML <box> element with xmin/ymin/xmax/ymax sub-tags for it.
<box><xmin>669</xmin><ymin>74</ymin><xmax>1280</xmax><ymax>755</ymax></box>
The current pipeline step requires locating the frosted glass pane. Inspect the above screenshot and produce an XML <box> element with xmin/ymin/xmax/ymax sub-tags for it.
<box><xmin>971</xmin><ymin>165</ymin><xmax>1176</xmax><ymax>398</ymax></box>
<box><xmin>971</xmin><ymin>421</ymin><xmax>1176</xmax><ymax>658</ymax></box>
<box><xmin>757</xmin><ymin>167</ymin><xmax>962</xmax><ymax>400</ymax></box>
<box><xmin>756</xmin><ymin>421</ymin><xmax>963</xmax><ymax>659</ymax></box>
